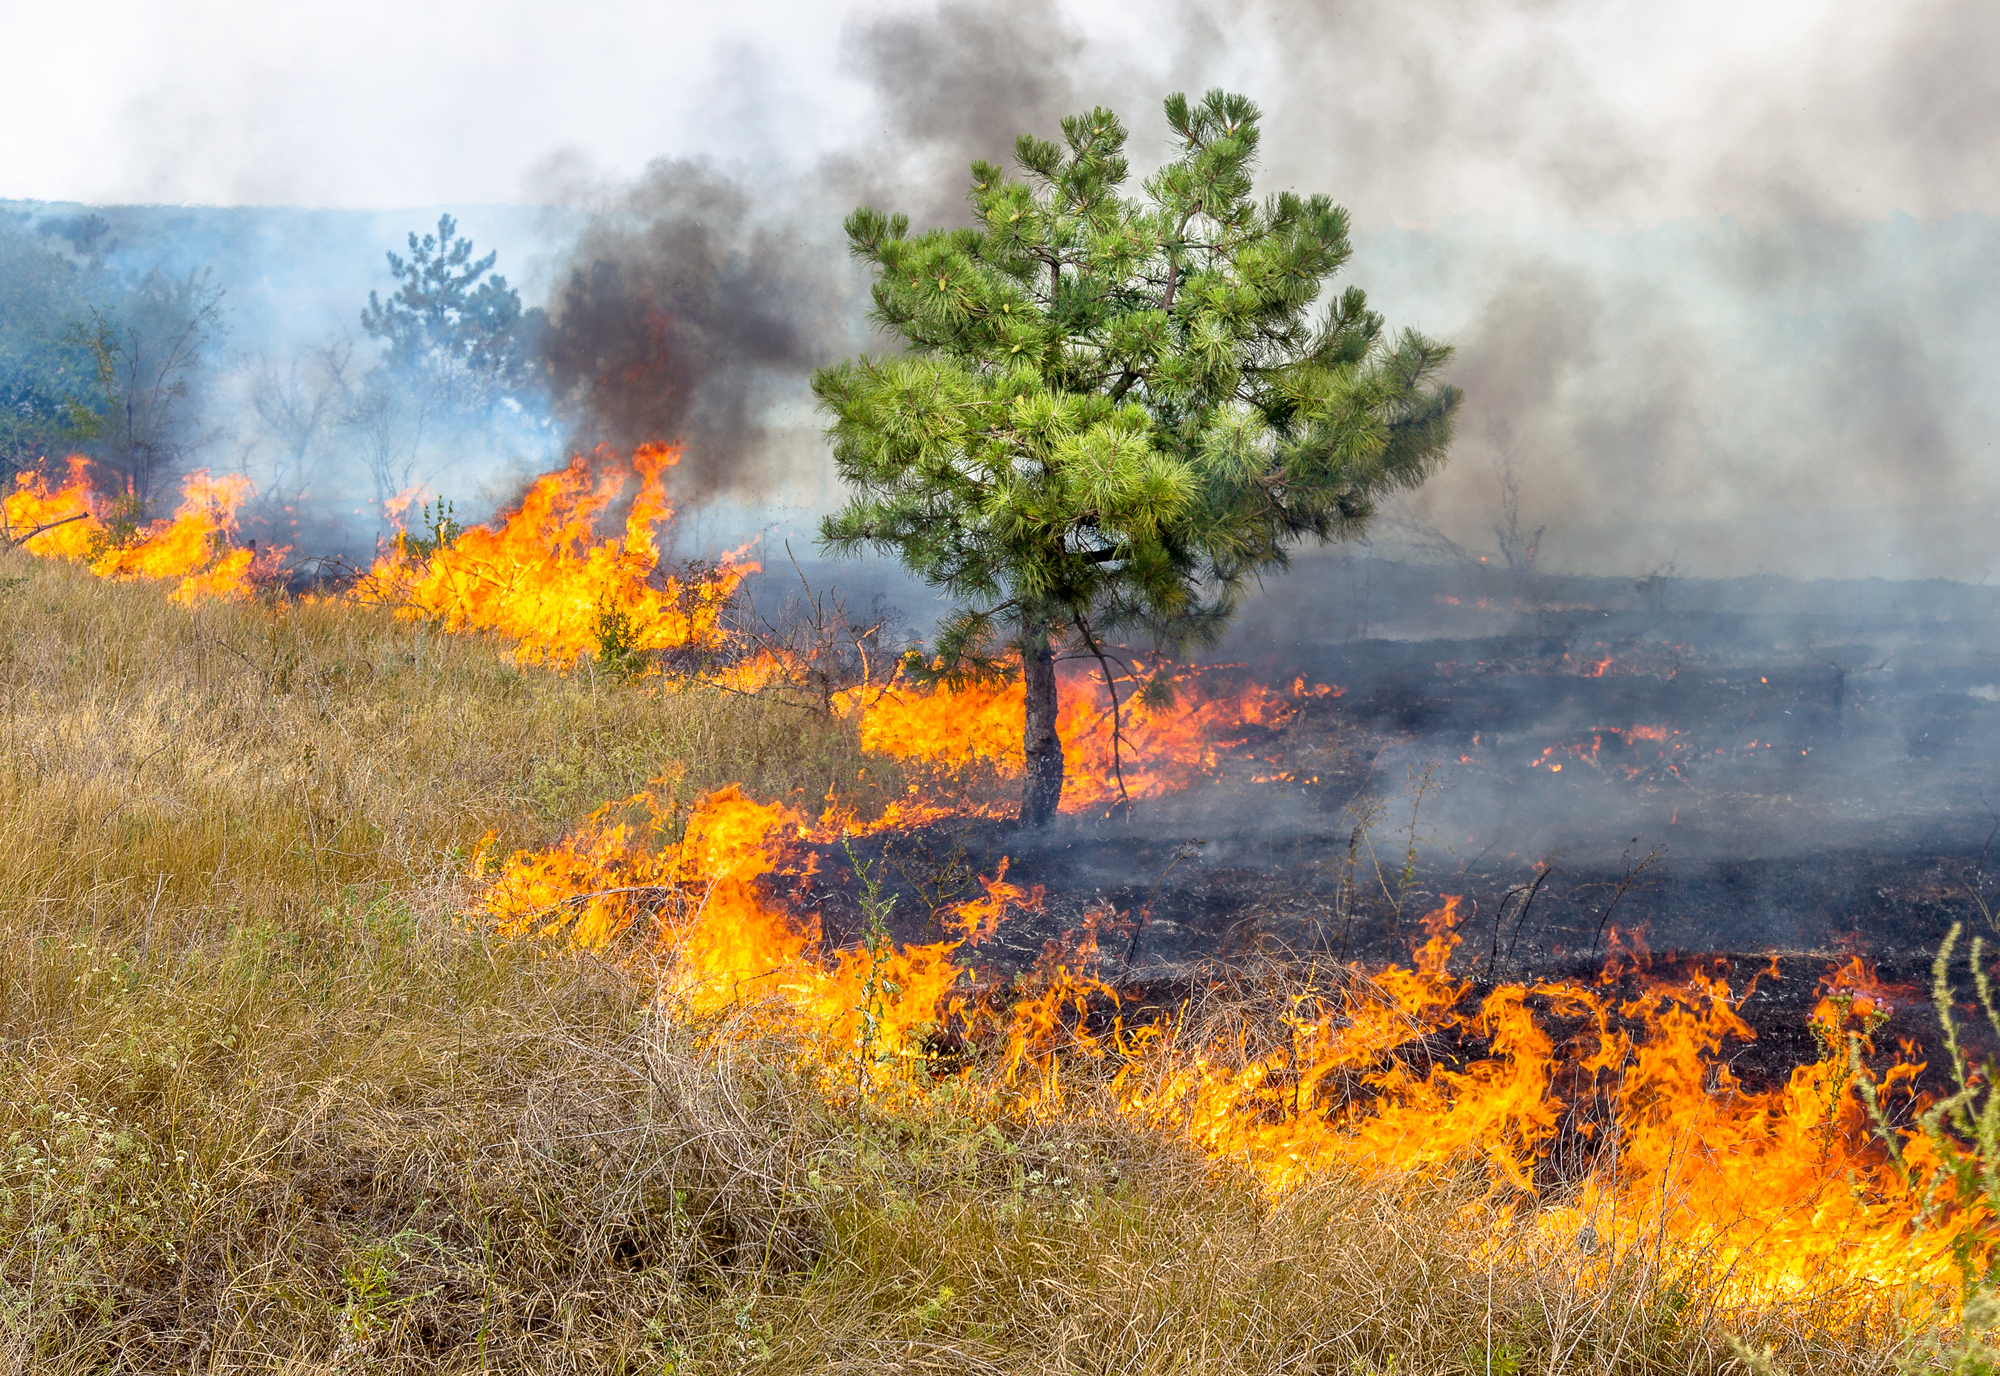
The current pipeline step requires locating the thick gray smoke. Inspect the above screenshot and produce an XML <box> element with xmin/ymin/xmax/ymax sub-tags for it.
<box><xmin>537</xmin><ymin>160</ymin><xmax>848</xmax><ymax>502</ymax></box>
<box><xmin>1370</xmin><ymin>216</ymin><xmax>2000</xmax><ymax>580</ymax></box>
<box><xmin>831</xmin><ymin>0</ymin><xmax>1126</xmax><ymax>229</ymax></box>
<box><xmin>526</xmin><ymin>0</ymin><xmax>1124</xmax><ymax>513</ymax></box>
<box><xmin>14</xmin><ymin>0</ymin><xmax>2000</xmax><ymax>579</ymax></box>
<box><xmin>1228</xmin><ymin>0</ymin><xmax>2000</xmax><ymax>579</ymax></box>
<box><xmin>788</xmin><ymin>0</ymin><xmax>2000</xmax><ymax>581</ymax></box>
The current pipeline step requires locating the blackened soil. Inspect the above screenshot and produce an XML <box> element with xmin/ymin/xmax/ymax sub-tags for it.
<box><xmin>792</xmin><ymin>579</ymin><xmax>2000</xmax><ymax>1102</ymax></box>
<box><xmin>797</xmin><ymin>733</ymin><xmax>2000</xmax><ymax>1100</ymax></box>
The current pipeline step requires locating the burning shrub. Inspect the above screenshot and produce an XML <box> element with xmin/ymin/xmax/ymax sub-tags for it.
<box><xmin>360</xmin><ymin>443</ymin><xmax>751</xmax><ymax>670</ymax></box>
<box><xmin>3</xmin><ymin>457</ymin><xmax>277</xmax><ymax>604</ymax></box>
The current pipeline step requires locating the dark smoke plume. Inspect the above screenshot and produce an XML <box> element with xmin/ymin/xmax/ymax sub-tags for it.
<box><xmin>539</xmin><ymin>159</ymin><xmax>842</xmax><ymax>501</ymax></box>
<box><xmin>522</xmin><ymin>0</ymin><xmax>2000</xmax><ymax>578</ymax></box>
<box><xmin>531</xmin><ymin>0</ymin><xmax>1124</xmax><ymax>506</ymax></box>
<box><xmin>834</xmin><ymin>0</ymin><xmax>1114</xmax><ymax>229</ymax></box>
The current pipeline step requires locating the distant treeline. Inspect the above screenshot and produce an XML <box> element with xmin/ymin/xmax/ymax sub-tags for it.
<box><xmin>0</xmin><ymin>203</ymin><xmax>573</xmax><ymax>558</ymax></box>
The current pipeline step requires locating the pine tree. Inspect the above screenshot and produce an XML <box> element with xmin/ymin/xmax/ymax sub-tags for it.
<box><xmin>814</xmin><ymin>90</ymin><xmax>1461</xmax><ymax>824</ymax></box>
<box><xmin>360</xmin><ymin>214</ymin><xmax>533</xmax><ymax>395</ymax></box>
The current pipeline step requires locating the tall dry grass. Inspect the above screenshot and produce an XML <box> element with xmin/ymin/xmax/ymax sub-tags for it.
<box><xmin>0</xmin><ymin>550</ymin><xmax>1939</xmax><ymax>1373</ymax></box>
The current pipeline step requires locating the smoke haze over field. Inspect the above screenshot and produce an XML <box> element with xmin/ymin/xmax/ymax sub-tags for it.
<box><xmin>5</xmin><ymin>0</ymin><xmax>2000</xmax><ymax>577</ymax></box>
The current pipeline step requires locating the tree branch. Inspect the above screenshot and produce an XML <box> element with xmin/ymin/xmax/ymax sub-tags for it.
<box><xmin>4</xmin><ymin>511</ymin><xmax>90</xmax><ymax>549</ymax></box>
<box><xmin>1072</xmin><ymin>612</ymin><xmax>1133</xmax><ymax>814</ymax></box>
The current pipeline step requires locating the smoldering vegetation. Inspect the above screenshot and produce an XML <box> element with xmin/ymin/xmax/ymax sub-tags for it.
<box><xmin>797</xmin><ymin>544</ymin><xmax>2000</xmax><ymax>1031</ymax></box>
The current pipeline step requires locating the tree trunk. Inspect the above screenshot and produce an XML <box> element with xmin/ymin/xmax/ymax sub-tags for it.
<box><xmin>1020</xmin><ymin>632</ymin><xmax>1064</xmax><ymax>826</ymax></box>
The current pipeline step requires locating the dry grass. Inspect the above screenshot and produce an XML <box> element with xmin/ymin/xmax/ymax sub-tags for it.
<box><xmin>0</xmin><ymin>549</ymin><xmax>1939</xmax><ymax>1373</ymax></box>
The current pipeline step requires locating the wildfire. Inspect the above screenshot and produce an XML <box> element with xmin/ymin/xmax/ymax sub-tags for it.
<box><xmin>362</xmin><ymin>443</ymin><xmax>752</xmax><ymax>667</ymax></box>
<box><xmin>17</xmin><ymin>435</ymin><xmax>1986</xmax><ymax>1328</ymax></box>
<box><xmin>4</xmin><ymin>459</ymin><xmax>271</xmax><ymax>605</ymax></box>
<box><xmin>845</xmin><ymin>661</ymin><xmax>1320</xmax><ymax>812</ymax></box>
<box><xmin>480</xmin><ymin>782</ymin><xmax>1059</xmax><ymax>1092</ymax></box>
<box><xmin>475</xmin><ymin>782</ymin><xmax>1977</xmax><ymax>1320</ymax></box>
<box><xmin>3</xmin><ymin>458</ymin><xmax>97</xmax><ymax>559</ymax></box>
<box><xmin>1526</xmin><ymin>724</ymin><xmax>1692</xmax><ymax>782</ymax></box>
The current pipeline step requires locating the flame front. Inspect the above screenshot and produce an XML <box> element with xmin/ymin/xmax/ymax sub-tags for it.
<box><xmin>12</xmin><ymin>443</ymin><xmax>1983</xmax><ymax>1326</ymax></box>
<box><xmin>477</xmin><ymin>782</ymin><xmax>1977</xmax><ymax>1325</ymax></box>
<box><xmin>6</xmin><ymin>460</ymin><xmax>266</xmax><ymax>604</ymax></box>
<box><xmin>363</xmin><ymin>443</ymin><xmax>751</xmax><ymax>667</ymax></box>
<box><xmin>846</xmin><ymin>660</ymin><xmax>1314</xmax><ymax>812</ymax></box>
<box><xmin>3</xmin><ymin>458</ymin><xmax>98</xmax><ymax>560</ymax></box>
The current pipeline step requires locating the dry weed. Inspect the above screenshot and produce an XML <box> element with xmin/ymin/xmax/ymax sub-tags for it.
<box><xmin>0</xmin><ymin>551</ymin><xmax>1935</xmax><ymax>1373</ymax></box>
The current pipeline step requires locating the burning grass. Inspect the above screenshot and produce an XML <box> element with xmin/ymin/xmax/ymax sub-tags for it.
<box><xmin>3</xmin><ymin>460</ymin><xmax>285</xmax><ymax>608</ymax></box>
<box><xmin>845</xmin><ymin>660</ymin><xmax>1316</xmax><ymax>813</ymax></box>
<box><xmin>0</xmin><ymin>479</ymin><xmax>1988</xmax><ymax>1371</ymax></box>
<box><xmin>358</xmin><ymin>444</ymin><xmax>752</xmax><ymax>669</ymax></box>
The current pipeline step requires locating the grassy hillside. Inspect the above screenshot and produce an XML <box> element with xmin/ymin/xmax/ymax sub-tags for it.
<box><xmin>0</xmin><ymin>549</ymin><xmax>1932</xmax><ymax>1373</ymax></box>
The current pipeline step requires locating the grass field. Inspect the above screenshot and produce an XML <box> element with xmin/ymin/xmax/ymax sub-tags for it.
<box><xmin>0</xmin><ymin>548</ymin><xmax>1956</xmax><ymax>1373</ymax></box>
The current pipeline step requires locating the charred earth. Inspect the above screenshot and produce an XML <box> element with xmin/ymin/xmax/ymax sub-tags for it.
<box><xmin>792</xmin><ymin>553</ymin><xmax>2000</xmax><ymax>1089</ymax></box>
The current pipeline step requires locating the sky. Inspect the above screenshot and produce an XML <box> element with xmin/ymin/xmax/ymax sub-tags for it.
<box><xmin>6</xmin><ymin>0</ymin><xmax>2000</xmax><ymax>580</ymax></box>
<box><xmin>5</xmin><ymin>0</ymin><xmax>1994</xmax><ymax>222</ymax></box>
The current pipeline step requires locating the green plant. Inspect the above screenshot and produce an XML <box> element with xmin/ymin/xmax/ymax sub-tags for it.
<box><xmin>399</xmin><ymin>496</ymin><xmax>462</xmax><ymax>561</ymax></box>
<box><xmin>1900</xmin><ymin>1288</ymin><xmax>2000</xmax><ymax>1374</ymax></box>
<box><xmin>815</xmin><ymin>87</ymin><xmax>1460</xmax><ymax>823</ymax></box>
<box><xmin>1855</xmin><ymin>924</ymin><xmax>2000</xmax><ymax>1286</ymax></box>
<box><xmin>593</xmin><ymin>597</ymin><xmax>650</xmax><ymax>679</ymax></box>
<box><xmin>844</xmin><ymin>838</ymin><xmax>901</xmax><ymax>1107</ymax></box>
<box><xmin>81</xmin><ymin>488</ymin><xmax>146</xmax><ymax>560</ymax></box>
<box><xmin>1461</xmin><ymin>1342</ymin><xmax>1522</xmax><ymax>1376</ymax></box>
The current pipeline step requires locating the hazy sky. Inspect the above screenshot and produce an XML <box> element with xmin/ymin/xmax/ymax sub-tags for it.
<box><xmin>8</xmin><ymin>0</ymin><xmax>2000</xmax><ymax>579</ymax></box>
<box><xmin>6</xmin><ymin>0</ymin><xmax>1996</xmax><ymax>225</ymax></box>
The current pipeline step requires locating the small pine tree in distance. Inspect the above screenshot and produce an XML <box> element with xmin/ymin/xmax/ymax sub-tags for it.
<box><xmin>360</xmin><ymin>214</ymin><xmax>533</xmax><ymax>392</ymax></box>
<box><xmin>814</xmin><ymin>89</ymin><xmax>1462</xmax><ymax>825</ymax></box>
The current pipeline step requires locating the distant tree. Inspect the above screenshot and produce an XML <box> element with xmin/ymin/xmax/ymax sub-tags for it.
<box><xmin>360</xmin><ymin>214</ymin><xmax>537</xmax><ymax>402</ymax></box>
<box><xmin>248</xmin><ymin>341</ymin><xmax>357</xmax><ymax>507</ymax></box>
<box><xmin>815</xmin><ymin>90</ymin><xmax>1461</xmax><ymax>824</ymax></box>
<box><xmin>0</xmin><ymin>216</ymin><xmax>107</xmax><ymax>475</ymax></box>
<box><xmin>82</xmin><ymin>267</ymin><xmax>227</xmax><ymax>504</ymax></box>
<box><xmin>35</xmin><ymin>213</ymin><xmax>113</xmax><ymax>264</ymax></box>
<box><xmin>353</xmin><ymin>215</ymin><xmax>543</xmax><ymax>512</ymax></box>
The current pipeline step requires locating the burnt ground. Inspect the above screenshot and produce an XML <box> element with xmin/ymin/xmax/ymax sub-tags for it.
<box><xmin>783</xmin><ymin>559</ymin><xmax>2000</xmax><ymax>1098</ymax></box>
<box><xmin>802</xmin><ymin>812</ymin><xmax>1984</xmax><ymax>1096</ymax></box>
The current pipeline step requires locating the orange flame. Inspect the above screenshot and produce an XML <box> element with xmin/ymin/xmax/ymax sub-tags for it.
<box><xmin>364</xmin><ymin>444</ymin><xmax>753</xmax><ymax>667</ymax></box>
<box><xmin>845</xmin><ymin>660</ymin><xmax>1314</xmax><ymax>813</ymax></box>
<box><xmin>948</xmin><ymin>857</ymin><xmax>1042</xmax><ymax>946</ymax></box>
<box><xmin>475</xmin><ymin>781</ymin><xmax>1976</xmax><ymax>1321</ymax></box>
<box><xmin>3</xmin><ymin>458</ymin><xmax>97</xmax><ymax>559</ymax></box>
<box><xmin>6</xmin><ymin>460</ymin><xmax>270</xmax><ymax>604</ymax></box>
<box><xmin>18</xmin><ymin>440</ymin><xmax>1982</xmax><ymax>1321</ymax></box>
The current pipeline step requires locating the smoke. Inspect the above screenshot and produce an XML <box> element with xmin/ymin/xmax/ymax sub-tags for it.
<box><xmin>831</xmin><ymin>0</ymin><xmax>1124</xmax><ymax>228</ymax></box>
<box><xmin>537</xmin><ymin>159</ymin><xmax>844</xmax><ymax>502</ymax></box>
<box><xmin>792</xmin><ymin>0</ymin><xmax>2000</xmax><ymax>579</ymax></box>
<box><xmin>1379</xmin><ymin>215</ymin><xmax>2000</xmax><ymax>580</ymax></box>
<box><xmin>528</xmin><ymin>0</ymin><xmax>1130</xmax><ymax>507</ymax></box>
<box><xmin>13</xmin><ymin>0</ymin><xmax>2000</xmax><ymax>578</ymax></box>
<box><xmin>1230</xmin><ymin>0</ymin><xmax>2000</xmax><ymax>225</ymax></box>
